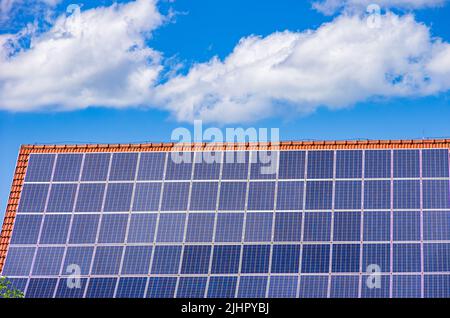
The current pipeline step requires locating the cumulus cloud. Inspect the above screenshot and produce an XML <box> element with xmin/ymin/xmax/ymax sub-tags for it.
<box><xmin>312</xmin><ymin>0</ymin><xmax>447</xmax><ymax>15</ymax></box>
<box><xmin>155</xmin><ymin>13</ymin><xmax>450</xmax><ymax>122</ymax></box>
<box><xmin>0</xmin><ymin>0</ymin><xmax>163</xmax><ymax>110</ymax></box>
<box><xmin>1</xmin><ymin>0</ymin><xmax>450</xmax><ymax>124</ymax></box>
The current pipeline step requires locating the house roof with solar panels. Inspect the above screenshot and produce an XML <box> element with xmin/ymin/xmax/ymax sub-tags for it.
<box><xmin>1</xmin><ymin>139</ymin><xmax>450</xmax><ymax>298</ymax></box>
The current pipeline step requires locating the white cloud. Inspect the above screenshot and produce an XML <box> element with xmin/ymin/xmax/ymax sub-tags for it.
<box><xmin>0</xmin><ymin>0</ymin><xmax>163</xmax><ymax>110</ymax></box>
<box><xmin>312</xmin><ymin>0</ymin><xmax>447</xmax><ymax>15</ymax></box>
<box><xmin>1</xmin><ymin>1</ymin><xmax>450</xmax><ymax>124</ymax></box>
<box><xmin>155</xmin><ymin>13</ymin><xmax>450</xmax><ymax>123</ymax></box>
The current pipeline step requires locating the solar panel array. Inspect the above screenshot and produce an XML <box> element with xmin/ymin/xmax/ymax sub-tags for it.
<box><xmin>2</xmin><ymin>148</ymin><xmax>450</xmax><ymax>298</ymax></box>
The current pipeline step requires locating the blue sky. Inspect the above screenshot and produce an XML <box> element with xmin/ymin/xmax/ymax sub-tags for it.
<box><xmin>0</xmin><ymin>0</ymin><xmax>450</xmax><ymax>218</ymax></box>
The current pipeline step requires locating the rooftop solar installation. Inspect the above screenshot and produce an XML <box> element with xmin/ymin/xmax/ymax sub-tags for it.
<box><xmin>1</xmin><ymin>140</ymin><xmax>450</xmax><ymax>298</ymax></box>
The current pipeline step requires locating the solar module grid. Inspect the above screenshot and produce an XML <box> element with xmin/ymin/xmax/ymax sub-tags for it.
<box><xmin>1</xmin><ymin>143</ymin><xmax>450</xmax><ymax>298</ymax></box>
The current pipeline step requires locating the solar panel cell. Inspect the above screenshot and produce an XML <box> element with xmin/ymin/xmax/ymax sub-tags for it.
<box><xmin>25</xmin><ymin>154</ymin><xmax>55</xmax><ymax>182</ymax></box>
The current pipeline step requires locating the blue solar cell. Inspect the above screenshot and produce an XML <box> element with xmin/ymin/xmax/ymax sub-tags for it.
<box><xmin>186</xmin><ymin>213</ymin><xmax>215</xmax><ymax>242</ymax></box>
<box><xmin>250</xmin><ymin>151</ymin><xmax>278</xmax><ymax>179</ymax></box>
<box><xmin>10</xmin><ymin>215</ymin><xmax>42</xmax><ymax>244</ymax></box>
<box><xmin>53</xmin><ymin>154</ymin><xmax>83</xmax><ymax>181</ymax></box>
<box><xmin>303</xmin><ymin>212</ymin><xmax>331</xmax><ymax>242</ymax></box>
<box><xmin>2</xmin><ymin>247</ymin><xmax>35</xmax><ymax>276</ymax></box>
<box><xmin>215</xmin><ymin>213</ymin><xmax>244</xmax><ymax>242</ymax></box>
<box><xmin>98</xmin><ymin>214</ymin><xmax>128</xmax><ymax>243</ymax></box>
<box><xmin>247</xmin><ymin>182</ymin><xmax>275</xmax><ymax>210</ymax></box>
<box><xmin>336</xmin><ymin>150</ymin><xmax>362</xmax><ymax>179</ymax></box>
<box><xmin>47</xmin><ymin>183</ymin><xmax>77</xmax><ymax>212</ymax></box>
<box><xmin>177</xmin><ymin>277</ymin><xmax>207</xmax><ymax>298</ymax></box>
<box><xmin>156</xmin><ymin>213</ymin><xmax>185</xmax><ymax>242</ymax></box>
<box><xmin>81</xmin><ymin>153</ymin><xmax>110</xmax><ymax>181</ymax></box>
<box><xmin>393</xmin><ymin>180</ymin><xmax>420</xmax><ymax>209</ymax></box>
<box><xmin>69</xmin><ymin>214</ymin><xmax>100</xmax><ymax>244</ymax></box>
<box><xmin>276</xmin><ymin>181</ymin><xmax>303</xmax><ymax>210</ymax></box>
<box><xmin>222</xmin><ymin>152</ymin><xmax>249</xmax><ymax>180</ymax></box>
<box><xmin>274</xmin><ymin>212</ymin><xmax>302</xmax><ymax>242</ymax></box>
<box><xmin>116</xmin><ymin>277</ymin><xmax>147</xmax><ymax>298</ymax></box>
<box><xmin>189</xmin><ymin>182</ymin><xmax>218</xmax><ymax>211</ymax></box>
<box><xmin>332</xmin><ymin>244</ymin><xmax>360</xmax><ymax>273</ymax></box>
<box><xmin>278</xmin><ymin>151</ymin><xmax>305</xmax><ymax>180</ymax></box>
<box><xmin>423</xmin><ymin>180</ymin><xmax>450</xmax><ymax>209</ymax></box>
<box><xmin>305</xmin><ymin>181</ymin><xmax>333</xmax><ymax>210</ymax></box>
<box><xmin>132</xmin><ymin>183</ymin><xmax>161</xmax><ymax>211</ymax></box>
<box><xmin>75</xmin><ymin>183</ymin><xmax>105</xmax><ymax>212</ymax></box>
<box><xmin>161</xmin><ymin>182</ymin><xmax>190</xmax><ymax>211</ymax></box>
<box><xmin>26</xmin><ymin>278</ymin><xmax>57</xmax><ymax>298</ymax></box>
<box><xmin>86</xmin><ymin>278</ymin><xmax>117</xmax><ymax>298</ymax></box>
<box><xmin>40</xmin><ymin>214</ymin><xmax>70</xmax><ymax>244</ymax></box>
<box><xmin>363</xmin><ymin>212</ymin><xmax>390</xmax><ymax>241</ymax></box>
<box><xmin>422</xmin><ymin>149</ymin><xmax>449</xmax><ymax>178</ymax></box>
<box><xmin>393</xmin><ymin>275</ymin><xmax>421</xmax><ymax>298</ymax></box>
<box><xmin>271</xmin><ymin>245</ymin><xmax>300</xmax><ymax>273</ymax></box>
<box><xmin>299</xmin><ymin>275</ymin><xmax>328</xmax><ymax>298</ymax></box>
<box><xmin>364</xmin><ymin>180</ymin><xmax>391</xmax><ymax>209</ymax></box>
<box><xmin>62</xmin><ymin>247</ymin><xmax>94</xmax><ymax>276</ymax></box>
<box><xmin>165</xmin><ymin>152</ymin><xmax>193</xmax><ymax>180</ymax></box>
<box><xmin>361</xmin><ymin>275</ymin><xmax>390</xmax><ymax>298</ymax></box>
<box><xmin>307</xmin><ymin>151</ymin><xmax>334</xmax><ymax>179</ymax></box>
<box><xmin>121</xmin><ymin>246</ymin><xmax>152</xmax><ymax>274</ymax></box>
<box><xmin>55</xmin><ymin>278</ymin><xmax>88</xmax><ymax>298</ymax></box>
<box><xmin>211</xmin><ymin>245</ymin><xmax>240</xmax><ymax>274</ymax></box>
<box><xmin>394</xmin><ymin>150</ymin><xmax>420</xmax><ymax>178</ymax></box>
<box><xmin>333</xmin><ymin>212</ymin><xmax>361</xmax><ymax>241</ymax></box>
<box><xmin>241</xmin><ymin>245</ymin><xmax>271</xmax><ymax>273</ymax></box>
<box><xmin>18</xmin><ymin>184</ymin><xmax>49</xmax><ymax>213</ymax></box>
<box><xmin>268</xmin><ymin>276</ymin><xmax>297</xmax><ymax>298</ymax></box>
<box><xmin>334</xmin><ymin>181</ymin><xmax>362</xmax><ymax>210</ymax></box>
<box><xmin>362</xmin><ymin>244</ymin><xmax>390</xmax><ymax>274</ymax></box>
<box><xmin>424</xmin><ymin>275</ymin><xmax>450</xmax><ymax>298</ymax></box>
<box><xmin>207</xmin><ymin>276</ymin><xmax>237</xmax><ymax>298</ymax></box>
<box><xmin>151</xmin><ymin>246</ymin><xmax>182</xmax><ymax>274</ymax></box>
<box><xmin>393</xmin><ymin>212</ymin><xmax>420</xmax><ymax>241</ymax></box>
<box><xmin>146</xmin><ymin>277</ymin><xmax>177</xmax><ymax>298</ymax></box>
<box><xmin>393</xmin><ymin>244</ymin><xmax>421</xmax><ymax>273</ymax></box>
<box><xmin>365</xmin><ymin>150</ymin><xmax>391</xmax><ymax>179</ymax></box>
<box><xmin>218</xmin><ymin>182</ymin><xmax>247</xmax><ymax>211</ymax></box>
<box><xmin>423</xmin><ymin>211</ymin><xmax>450</xmax><ymax>240</ymax></box>
<box><xmin>32</xmin><ymin>247</ymin><xmax>65</xmax><ymax>275</ymax></box>
<box><xmin>91</xmin><ymin>246</ymin><xmax>123</xmax><ymax>275</ymax></box>
<box><xmin>25</xmin><ymin>154</ymin><xmax>55</xmax><ymax>182</ymax></box>
<box><xmin>194</xmin><ymin>151</ymin><xmax>222</xmax><ymax>180</ymax></box>
<box><xmin>424</xmin><ymin>243</ymin><xmax>450</xmax><ymax>272</ymax></box>
<box><xmin>137</xmin><ymin>152</ymin><xmax>166</xmax><ymax>180</ymax></box>
<box><xmin>244</xmin><ymin>212</ymin><xmax>273</xmax><ymax>242</ymax></box>
<box><xmin>109</xmin><ymin>153</ymin><xmax>138</xmax><ymax>181</ymax></box>
<box><xmin>237</xmin><ymin>276</ymin><xmax>267</xmax><ymax>298</ymax></box>
<box><xmin>104</xmin><ymin>183</ymin><xmax>133</xmax><ymax>212</ymax></box>
<box><xmin>330</xmin><ymin>275</ymin><xmax>359</xmax><ymax>298</ymax></box>
<box><xmin>181</xmin><ymin>245</ymin><xmax>211</xmax><ymax>274</ymax></box>
<box><xmin>127</xmin><ymin>214</ymin><xmax>157</xmax><ymax>243</ymax></box>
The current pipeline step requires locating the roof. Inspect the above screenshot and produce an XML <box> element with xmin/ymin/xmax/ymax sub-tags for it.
<box><xmin>1</xmin><ymin>138</ymin><xmax>450</xmax><ymax>273</ymax></box>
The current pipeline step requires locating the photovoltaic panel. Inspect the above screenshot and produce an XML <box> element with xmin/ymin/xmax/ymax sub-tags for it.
<box><xmin>109</xmin><ymin>153</ymin><xmax>138</xmax><ymax>181</ymax></box>
<box><xmin>3</xmin><ymin>146</ymin><xmax>450</xmax><ymax>298</ymax></box>
<box><xmin>137</xmin><ymin>152</ymin><xmax>166</xmax><ymax>180</ymax></box>
<box><xmin>81</xmin><ymin>153</ymin><xmax>110</xmax><ymax>181</ymax></box>
<box><xmin>25</xmin><ymin>154</ymin><xmax>55</xmax><ymax>182</ymax></box>
<box><xmin>53</xmin><ymin>154</ymin><xmax>83</xmax><ymax>182</ymax></box>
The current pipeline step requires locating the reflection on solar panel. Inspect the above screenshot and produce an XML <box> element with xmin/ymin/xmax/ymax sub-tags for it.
<box><xmin>1</xmin><ymin>141</ymin><xmax>450</xmax><ymax>298</ymax></box>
